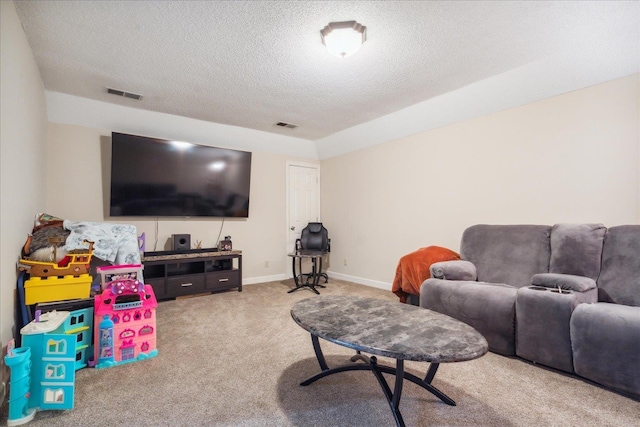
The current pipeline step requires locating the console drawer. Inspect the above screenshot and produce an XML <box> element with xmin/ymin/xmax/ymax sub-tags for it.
<box><xmin>166</xmin><ymin>275</ymin><xmax>205</xmax><ymax>297</ymax></box>
<box><xmin>206</xmin><ymin>270</ymin><xmax>240</xmax><ymax>291</ymax></box>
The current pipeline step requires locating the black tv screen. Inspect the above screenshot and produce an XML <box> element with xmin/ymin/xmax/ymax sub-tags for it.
<box><xmin>110</xmin><ymin>132</ymin><xmax>251</xmax><ymax>217</ymax></box>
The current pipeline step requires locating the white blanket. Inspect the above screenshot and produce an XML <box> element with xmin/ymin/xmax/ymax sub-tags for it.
<box><xmin>63</xmin><ymin>220</ymin><xmax>142</xmax><ymax>267</ymax></box>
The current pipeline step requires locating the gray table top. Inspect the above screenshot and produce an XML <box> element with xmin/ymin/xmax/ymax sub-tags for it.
<box><xmin>291</xmin><ymin>295</ymin><xmax>488</xmax><ymax>363</ymax></box>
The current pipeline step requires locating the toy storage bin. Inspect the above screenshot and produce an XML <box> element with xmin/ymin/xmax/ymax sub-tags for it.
<box><xmin>25</xmin><ymin>274</ymin><xmax>92</xmax><ymax>305</ymax></box>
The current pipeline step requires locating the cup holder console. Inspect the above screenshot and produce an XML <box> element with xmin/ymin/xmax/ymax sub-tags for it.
<box><xmin>527</xmin><ymin>285</ymin><xmax>572</xmax><ymax>294</ymax></box>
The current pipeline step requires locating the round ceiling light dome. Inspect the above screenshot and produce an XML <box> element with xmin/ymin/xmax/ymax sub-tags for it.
<box><xmin>320</xmin><ymin>21</ymin><xmax>366</xmax><ymax>58</ymax></box>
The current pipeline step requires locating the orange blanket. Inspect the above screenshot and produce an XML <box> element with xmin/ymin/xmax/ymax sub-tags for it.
<box><xmin>392</xmin><ymin>246</ymin><xmax>460</xmax><ymax>303</ymax></box>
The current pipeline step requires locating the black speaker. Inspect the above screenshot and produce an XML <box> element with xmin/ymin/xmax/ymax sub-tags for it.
<box><xmin>171</xmin><ymin>234</ymin><xmax>191</xmax><ymax>251</ymax></box>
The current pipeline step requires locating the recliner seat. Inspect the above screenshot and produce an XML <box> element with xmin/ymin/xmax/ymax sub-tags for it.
<box><xmin>421</xmin><ymin>224</ymin><xmax>552</xmax><ymax>356</ymax></box>
<box><xmin>419</xmin><ymin>223</ymin><xmax>639</xmax><ymax>399</ymax></box>
<box><xmin>570</xmin><ymin>225</ymin><xmax>640</xmax><ymax>399</ymax></box>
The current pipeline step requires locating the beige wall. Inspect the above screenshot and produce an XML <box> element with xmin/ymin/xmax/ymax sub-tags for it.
<box><xmin>45</xmin><ymin>123</ymin><xmax>316</xmax><ymax>282</ymax></box>
<box><xmin>321</xmin><ymin>74</ymin><xmax>640</xmax><ymax>288</ymax></box>
<box><xmin>2</xmin><ymin>0</ymin><xmax>638</xmax><ymax>346</ymax></box>
<box><xmin>0</xmin><ymin>1</ymin><xmax>48</xmax><ymax>344</ymax></box>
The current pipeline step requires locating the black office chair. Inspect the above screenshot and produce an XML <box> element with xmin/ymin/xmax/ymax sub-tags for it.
<box><xmin>296</xmin><ymin>222</ymin><xmax>330</xmax><ymax>283</ymax></box>
<box><xmin>288</xmin><ymin>223</ymin><xmax>330</xmax><ymax>294</ymax></box>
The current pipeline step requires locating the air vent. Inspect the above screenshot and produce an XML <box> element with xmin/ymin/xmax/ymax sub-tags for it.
<box><xmin>276</xmin><ymin>122</ymin><xmax>298</xmax><ymax>129</ymax></box>
<box><xmin>107</xmin><ymin>87</ymin><xmax>143</xmax><ymax>101</ymax></box>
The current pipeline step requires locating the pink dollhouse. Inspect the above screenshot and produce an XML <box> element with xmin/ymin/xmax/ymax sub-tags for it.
<box><xmin>93</xmin><ymin>265</ymin><xmax>158</xmax><ymax>369</ymax></box>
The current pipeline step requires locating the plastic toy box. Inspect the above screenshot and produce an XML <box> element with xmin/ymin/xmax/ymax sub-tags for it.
<box><xmin>24</xmin><ymin>274</ymin><xmax>92</xmax><ymax>305</ymax></box>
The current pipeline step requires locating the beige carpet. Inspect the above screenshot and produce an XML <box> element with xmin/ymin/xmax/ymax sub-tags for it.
<box><xmin>1</xmin><ymin>279</ymin><xmax>638</xmax><ymax>426</ymax></box>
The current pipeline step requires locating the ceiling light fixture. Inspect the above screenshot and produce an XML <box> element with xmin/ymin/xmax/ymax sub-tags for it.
<box><xmin>320</xmin><ymin>21</ymin><xmax>366</xmax><ymax>58</ymax></box>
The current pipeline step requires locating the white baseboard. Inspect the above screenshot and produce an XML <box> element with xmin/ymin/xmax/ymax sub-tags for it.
<box><xmin>325</xmin><ymin>270</ymin><xmax>392</xmax><ymax>291</ymax></box>
<box><xmin>243</xmin><ymin>273</ymin><xmax>288</xmax><ymax>286</ymax></box>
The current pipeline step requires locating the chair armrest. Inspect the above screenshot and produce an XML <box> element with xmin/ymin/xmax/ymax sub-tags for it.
<box><xmin>531</xmin><ymin>273</ymin><xmax>596</xmax><ymax>293</ymax></box>
<box><xmin>429</xmin><ymin>260</ymin><xmax>477</xmax><ymax>281</ymax></box>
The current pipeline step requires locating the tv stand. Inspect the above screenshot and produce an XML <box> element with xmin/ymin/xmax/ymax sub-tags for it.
<box><xmin>142</xmin><ymin>249</ymin><xmax>242</xmax><ymax>300</ymax></box>
<box><xmin>144</xmin><ymin>247</ymin><xmax>221</xmax><ymax>257</ymax></box>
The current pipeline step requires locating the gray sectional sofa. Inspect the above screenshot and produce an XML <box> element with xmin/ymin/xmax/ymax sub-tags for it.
<box><xmin>419</xmin><ymin>224</ymin><xmax>640</xmax><ymax>399</ymax></box>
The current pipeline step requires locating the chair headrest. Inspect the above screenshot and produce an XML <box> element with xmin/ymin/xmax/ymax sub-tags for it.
<box><xmin>307</xmin><ymin>223</ymin><xmax>323</xmax><ymax>233</ymax></box>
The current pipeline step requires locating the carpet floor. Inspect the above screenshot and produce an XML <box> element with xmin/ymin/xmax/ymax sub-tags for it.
<box><xmin>1</xmin><ymin>279</ymin><xmax>638</xmax><ymax>426</ymax></box>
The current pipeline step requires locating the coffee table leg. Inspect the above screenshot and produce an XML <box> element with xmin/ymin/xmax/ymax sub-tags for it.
<box><xmin>402</xmin><ymin>369</ymin><xmax>455</xmax><ymax>406</ymax></box>
<box><xmin>424</xmin><ymin>362</ymin><xmax>439</xmax><ymax>384</ymax></box>
<box><xmin>311</xmin><ymin>334</ymin><xmax>328</xmax><ymax>371</ymax></box>
<box><xmin>349</xmin><ymin>355</ymin><xmax>453</xmax><ymax>405</ymax></box>
<box><xmin>370</xmin><ymin>356</ymin><xmax>406</xmax><ymax>427</ymax></box>
<box><xmin>301</xmin><ymin>335</ymin><xmax>372</xmax><ymax>386</ymax></box>
<box><xmin>351</xmin><ymin>350</ymin><xmax>368</xmax><ymax>363</ymax></box>
<box><xmin>300</xmin><ymin>335</ymin><xmax>455</xmax><ymax>425</ymax></box>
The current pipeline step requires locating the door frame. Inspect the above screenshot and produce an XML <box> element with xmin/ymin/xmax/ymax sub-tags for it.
<box><xmin>285</xmin><ymin>161</ymin><xmax>321</xmax><ymax>275</ymax></box>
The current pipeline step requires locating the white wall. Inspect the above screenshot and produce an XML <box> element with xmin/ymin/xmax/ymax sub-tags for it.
<box><xmin>0</xmin><ymin>1</ymin><xmax>48</xmax><ymax>344</ymax></box>
<box><xmin>2</xmin><ymin>0</ymin><xmax>638</xmax><ymax>345</ymax></box>
<box><xmin>45</xmin><ymin>123</ymin><xmax>318</xmax><ymax>283</ymax></box>
<box><xmin>46</xmin><ymin>91</ymin><xmax>318</xmax><ymax>159</ymax></box>
<box><xmin>321</xmin><ymin>74</ymin><xmax>640</xmax><ymax>289</ymax></box>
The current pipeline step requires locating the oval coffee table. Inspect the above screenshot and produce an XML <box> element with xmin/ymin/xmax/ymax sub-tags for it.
<box><xmin>290</xmin><ymin>295</ymin><xmax>488</xmax><ymax>427</ymax></box>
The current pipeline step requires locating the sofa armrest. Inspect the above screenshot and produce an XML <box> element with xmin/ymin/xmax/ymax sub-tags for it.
<box><xmin>531</xmin><ymin>273</ymin><xmax>596</xmax><ymax>293</ymax></box>
<box><xmin>430</xmin><ymin>260</ymin><xmax>477</xmax><ymax>281</ymax></box>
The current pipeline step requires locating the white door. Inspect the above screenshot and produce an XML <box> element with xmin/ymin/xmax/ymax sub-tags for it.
<box><xmin>287</xmin><ymin>164</ymin><xmax>319</xmax><ymax>255</ymax></box>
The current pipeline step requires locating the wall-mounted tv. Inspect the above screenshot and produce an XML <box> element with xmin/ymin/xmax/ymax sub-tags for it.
<box><xmin>110</xmin><ymin>132</ymin><xmax>252</xmax><ymax>218</ymax></box>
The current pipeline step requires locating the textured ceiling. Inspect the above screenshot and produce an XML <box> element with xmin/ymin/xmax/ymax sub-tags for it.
<box><xmin>13</xmin><ymin>1</ymin><xmax>640</xmax><ymax>142</ymax></box>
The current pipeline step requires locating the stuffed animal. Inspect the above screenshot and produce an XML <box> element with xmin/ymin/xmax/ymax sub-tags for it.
<box><xmin>21</xmin><ymin>213</ymin><xmax>70</xmax><ymax>262</ymax></box>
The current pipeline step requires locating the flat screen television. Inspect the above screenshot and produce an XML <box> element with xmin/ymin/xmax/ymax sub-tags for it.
<box><xmin>109</xmin><ymin>132</ymin><xmax>252</xmax><ymax>217</ymax></box>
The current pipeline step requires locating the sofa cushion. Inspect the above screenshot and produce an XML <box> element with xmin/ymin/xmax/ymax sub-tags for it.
<box><xmin>549</xmin><ymin>223</ymin><xmax>606</xmax><ymax>281</ymax></box>
<box><xmin>421</xmin><ymin>279</ymin><xmax>518</xmax><ymax>356</ymax></box>
<box><xmin>460</xmin><ymin>224</ymin><xmax>551</xmax><ymax>288</ymax></box>
<box><xmin>597</xmin><ymin>225</ymin><xmax>640</xmax><ymax>306</ymax></box>
<box><xmin>571</xmin><ymin>302</ymin><xmax>640</xmax><ymax>399</ymax></box>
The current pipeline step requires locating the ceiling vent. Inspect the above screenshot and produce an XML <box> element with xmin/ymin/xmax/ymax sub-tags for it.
<box><xmin>276</xmin><ymin>122</ymin><xmax>298</xmax><ymax>129</ymax></box>
<box><xmin>107</xmin><ymin>87</ymin><xmax>143</xmax><ymax>100</ymax></box>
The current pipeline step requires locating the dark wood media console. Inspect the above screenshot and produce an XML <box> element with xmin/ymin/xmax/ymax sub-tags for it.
<box><xmin>142</xmin><ymin>249</ymin><xmax>242</xmax><ymax>300</ymax></box>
